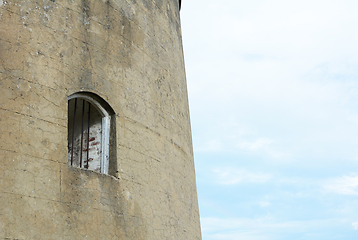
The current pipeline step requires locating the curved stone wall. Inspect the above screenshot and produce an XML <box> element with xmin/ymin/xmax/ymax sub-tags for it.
<box><xmin>0</xmin><ymin>0</ymin><xmax>201</xmax><ymax>239</ymax></box>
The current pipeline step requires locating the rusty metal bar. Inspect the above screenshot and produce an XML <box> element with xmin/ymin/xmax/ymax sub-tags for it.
<box><xmin>80</xmin><ymin>99</ymin><xmax>85</xmax><ymax>168</ymax></box>
<box><xmin>70</xmin><ymin>98</ymin><xmax>77</xmax><ymax>166</ymax></box>
<box><xmin>86</xmin><ymin>102</ymin><xmax>91</xmax><ymax>169</ymax></box>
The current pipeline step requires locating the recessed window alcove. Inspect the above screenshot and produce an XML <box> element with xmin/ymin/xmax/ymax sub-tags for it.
<box><xmin>68</xmin><ymin>92</ymin><xmax>116</xmax><ymax>175</ymax></box>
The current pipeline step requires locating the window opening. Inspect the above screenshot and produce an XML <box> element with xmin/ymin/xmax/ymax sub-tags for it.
<box><xmin>68</xmin><ymin>93</ymin><xmax>113</xmax><ymax>174</ymax></box>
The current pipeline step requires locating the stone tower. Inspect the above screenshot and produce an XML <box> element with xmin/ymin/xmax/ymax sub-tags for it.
<box><xmin>0</xmin><ymin>0</ymin><xmax>201</xmax><ymax>239</ymax></box>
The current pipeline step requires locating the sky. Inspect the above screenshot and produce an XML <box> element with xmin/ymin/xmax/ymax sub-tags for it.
<box><xmin>180</xmin><ymin>0</ymin><xmax>358</xmax><ymax>239</ymax></box>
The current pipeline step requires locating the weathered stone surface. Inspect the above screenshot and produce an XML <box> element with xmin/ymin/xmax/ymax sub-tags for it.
<box><xmin>0</xmin><ymin>0</ymin><xmax>201</xmax><ymax>239</ymax></box>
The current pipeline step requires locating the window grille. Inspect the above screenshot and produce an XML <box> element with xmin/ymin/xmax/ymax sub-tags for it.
<box><xmin>68</xmin><ymin>93</ymin><xmax>112</xmax><ymax>174</ymax></box>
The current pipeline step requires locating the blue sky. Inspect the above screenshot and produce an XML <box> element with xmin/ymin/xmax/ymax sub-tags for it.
<box><xmin>181</xmin><ymin>0</ymin><xmax>358</xmax><ymax>239</ymax></box>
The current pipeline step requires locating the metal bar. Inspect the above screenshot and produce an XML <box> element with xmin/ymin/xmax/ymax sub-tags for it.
<box><xmin>86</xmin><ymin>102</ymin><xmax>91</xmax><ymax>169</ymax></box>
<box><xmin>80</xmin><ymin>99</ymin><xmax>85</xmax><ymax>168</ymax></box>
<box><xmin>70</xmin><ymin>98</ymin><xmax>77</xmax><ymax>166</ymax></box>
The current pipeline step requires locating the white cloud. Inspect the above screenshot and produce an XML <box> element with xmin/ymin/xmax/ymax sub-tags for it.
<box><xmin>324</xmin><ymin>175</ymin><xmax>358</xmax><ymax>195</ymax></box>
<box><xmin>235</xmin><ymin>137</ymin><xmax>289</xmax><ymax>160</ymax></box>
<box><xmin>201</xmin><ymin>217</ymin><xmax>341</xmax><ymax>240</ymax></box>
<box><xmin>236</xmin><ymin>138</ymin><xmax>273</xmax><ymax>151</ymax></box>
<box><xmin>201</xmin><ymin>217</ymin><xmax>273</xmax><ymax>239</ymax></box>
<box><xmin>352</xmin><ymin>222</ymin><xmax>358</xmax><ymax>230</ymax></box>
<box><xmin>184</xmin><ymin>0</ymin><xmax>358</xmax><ymax>166</ymax></box>
<box><xmin>213</xmin><ymin>168</ymin><xmax>271</xmax><ymax>185</ymax></box>
<box><xmin>182</xmin><ymin>0</ymin><xmax>358</xmax><ymax>238</ymax></box>
<box><xmin>259</xmin><ymin>201</ymin><xmax>271</xmax><ymax>208</ymax></box>
<box><xmin>183</xmin><ymin>0</ymin><xmax>358</xmax><ymax>108</ymax></box>
<box><xmin>195</xmin><ymin>139</ymin><xmax>224</xmax><ymax>153</ymax></box>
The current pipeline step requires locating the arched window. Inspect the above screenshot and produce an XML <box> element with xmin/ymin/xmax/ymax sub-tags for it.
<box><xmin>68</xmin><ymin>92</ymin><xmax>115</xmax><ymax>174</ymax></box>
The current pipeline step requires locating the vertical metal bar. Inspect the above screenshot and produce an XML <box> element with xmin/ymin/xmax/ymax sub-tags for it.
<box><xmin>70</xmin><ymin>98</ymin><xmax>77</xmax><ymax>166</ymax></box>
<box><xmin>80</xmin><ymin>99</ymin><xmax>85</xmax><ymax>168</ymax></box>
<box><xmin>86</xmin><ymin>102</ymin><xmax>91</xmax><ymax>169</ymax></box>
